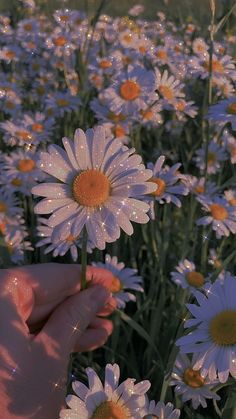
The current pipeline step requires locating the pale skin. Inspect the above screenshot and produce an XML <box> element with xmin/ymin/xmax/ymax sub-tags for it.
<box><xmin>0</xmin><ymin>263</ymin><xmax>116</xmax><ymax>419</ymax></box>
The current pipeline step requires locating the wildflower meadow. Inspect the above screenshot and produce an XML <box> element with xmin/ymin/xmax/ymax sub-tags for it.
<box><xmin>0</xmin><ymin>0</ymin><xmax>236</xmax><ymax>418</ymax></box>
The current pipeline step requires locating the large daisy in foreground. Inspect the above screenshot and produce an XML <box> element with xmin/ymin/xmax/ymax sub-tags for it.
<box><xmin>176</xmin><ymin>272</ymin><xmax>236</xmax><ymax>383</ymax></box>
<box><xmin>32</xmin><ymin>126</ymin><xmax>155</xmax><ymax>249</ymax></box>
<box><xmin>59</xmin><ymin>363</ymin><xmax>150</xmax><ymax>418</ymax></box>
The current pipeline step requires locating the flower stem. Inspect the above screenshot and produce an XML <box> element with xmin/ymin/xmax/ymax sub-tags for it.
<box><xmin>80</xmin><ymin>228</ymin><xmax>88</xmax><ymax>290</ymax></box>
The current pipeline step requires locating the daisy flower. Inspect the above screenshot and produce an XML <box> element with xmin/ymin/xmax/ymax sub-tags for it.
<box><xmin>103</xmin><ymin>65</ymin><xmax>157</xmax><ymax>116</ymax></box>
<box><xmin>207</xmin><ymin>97</ymin><xmax>236</xmax><ymax>130</ymax></box>
<box><xmin>2</xmin><ymin>150</ymin><xmax>45</xmax><ymax>195</ymax></box>
<box><xmin>171</xmin><ymin>259</ymin><xmax>206</xmax><ymax>292</ymax></box>
<box><xmin>222</xmin><ymin>130</ymin><xmax>236</xmax><ymax>164</ymax></box>
<box><xmin>192</xmin><ymin>38</ymin><xmax>209</xmax><ymax>55</ymax></box>
<box><xmin>144</xmin><ymin>401</ymin><xmax>180</xmax><ymax>419</ymax></box>
<box><xmin>36</xmin><ymin>218</ymin><xmax>94</xmax><ymax>261</ymax></box>
<box><xmin>180</xmin><ymin>175</ymin><xmax>217</xmax><ymax>198</ymax></box>
<box><xmin>92</xmin><ymin>254</ymin><xmax>143</xmax><ymax>308</ymax></box>
<box><xmin>45</xmin><ymin>92</ymin><xmax>81</xmax><ymax>118</ymax></box>
<box><xmin>59</xmin><ymin>363</ymin><xmax>150</xmax><ymax>418</ymax></box>
<box><xmin>154</xmin><ymin>69</ymin><xmax>184</xmax><ymax>108</ymax></box>
<box><xmin>176</xmin><ymin>272</ymin><xmax>236</xmax><ymax>383</ymax></box>
<box><xmin>0</xmin><ymin>188</ymin><xmax>23</xmax><ymax>223</ymax></box>
<box><xmin>170</xmin><ymin>353</ymin><xmax>220</xmax><ymax>409</ymax></box>
<box><xmin>194</xmin><ymin>140</ymin><xmax>228</xmax><ymax>174</ymax></box>
<box><xmin>196</xmin><ymin>195</ymin><xmax>236</xmax><ymax>239</ymax></box>
<box><xmin>224</xmin><ymin>189</ymin><xmax>236</xmax><ymax>206</ymax></box>
<box><xmin>3</xmin><ymin>224</ymin><xmax>33</xmax><ymax>264</ymax></box>
<box><xmin>32</xmin><ymin>125</ymin><xmax>155</xmax><ymax>250</ymax></box>
<box><xmin>146</xmin><ymin>156</ymin><xmax>188</xmax><ymax>218</ymax></box>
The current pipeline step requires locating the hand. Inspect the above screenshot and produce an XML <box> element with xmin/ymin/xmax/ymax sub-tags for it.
<box><xmin>0</xmin><ymin>263</ymin><xmax>116</xmax><ymax>419</ymax></box>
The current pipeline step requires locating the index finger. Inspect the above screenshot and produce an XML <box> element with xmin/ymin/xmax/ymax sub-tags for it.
<box><xmin>6</xmin><ymin>263</ymin><xmax>115</xmax><ymax>305</ymax></box>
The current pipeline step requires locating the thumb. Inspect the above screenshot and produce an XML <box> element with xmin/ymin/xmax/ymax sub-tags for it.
<box><xmin>34</xmin><ymin>285</ymin><xmax>110</xmax><ymax>356</ymax></box>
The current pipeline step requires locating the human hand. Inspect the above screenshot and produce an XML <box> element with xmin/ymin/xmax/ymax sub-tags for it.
<box><xmin>0</xmin><ymin>263</ymin><xmax>116</xmax><ymax>419</ymax></box>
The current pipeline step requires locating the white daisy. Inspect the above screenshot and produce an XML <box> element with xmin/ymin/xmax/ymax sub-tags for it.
<box><xmin>92</xmin><ymin>254</ymin><xmax>143</xmax><ymax>308</ymax></box>
<box><xmin>145</xmin><ymin>156</ymin><xmax>188</xmax><ymax>218</ymax></box>
<box><xmin>170</xmin><ymin>354</ymin><xmax>220</xmax><ymax>409</ymax></box>
<box><xmin>36</xmin><ymin>218</ymin><xmax>94</xmax><ymax>261</ymax></box>
<box><xmin>32</xmin><ymin>125</ymin><xmax>156</xmax><ymax>250</ymax></box>
<box><xmin>143</xmin><ymin>401</ymin><xmax>180</xmax><ymax>419</ymax></box>
<box><xmin>196</xmin><ymin>195</ymin><xmax>236</xmax><ymax>239</ymax></box>
<box><xmin>176</xmin><ymin>272</ymin><xmax>236</xmax><ymax>383</ymax></box>
<box><xmin>207</xmin><ymin>97</ymin><xmax>236</xmax><ymax>130</ymax></box>
<box><xmin>59</xmin><ymin>363</ymin><xmax>150</xmax><ymax>418</ymax></box>
<box><xmin>103</xmin><ymin>65</ymin><xmax>157</xmax><ymax>116</ymax></box>
<box><xmin>171</xmin><ymin>259</ymin><xmax>206</xmax><ymax>292</ymax></box>
<box><xmin>154</xmin><ymin>69</ymin><xmax>184</xmax><ymax>108</ymax></box>
<box><xmin>194</xmin><ymin>140</ymin><xmax>228</xmax><ymax>174</ymax></box>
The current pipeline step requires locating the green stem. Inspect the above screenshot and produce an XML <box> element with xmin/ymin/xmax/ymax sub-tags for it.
<box><xmin>80</xmin><ymin>228</ymin><xmax>88</xmax><ymax>290</ymax></box>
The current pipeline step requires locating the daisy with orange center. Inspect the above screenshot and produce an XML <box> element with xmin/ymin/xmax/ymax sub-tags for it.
<box><xmin>176</xmin><ymin>272</ymin><xmax>236</xmax><ymax>383</ymax></box>
<box><xmin>194</xmin><ymin>139</ymin><xmax>227</xmax><ymax>175</ymax></box>
<box><xmin>144</xmin><ymin>401</ymin><xmax>180</xmax><ymax>419</ymax></box>
<box><xmin>92</xmin><ymin>254</ymin><xmax>143</xmax><ymax>308</ymax></box>
<box><xmin>196</xmin><ymin>196</ymin><xmax>236</xmax><ymax>239</ymax></box>
<box><xmin>2</xmin><ymin>150</ymin><xmax>44</xmax><ymax>196</ymax></box>
<box><xmin>171</xmin><ymin>259</ymin><xmax>207</xmax><ymax>292</ymax></box>
<box><xmin>59</xmin><ymin>364</ymin><xmax>150</xmax><ymax>419</ymax></box>
<box><xmin>208</xmin><ymin>97</ymin><xmax>236</xmax><ymax>131</ymax></box>
<box><xmin>45</xmin><ymin>92</ymin><xmax>81</xmax><ymax>117</ymax></box>
<box><xmin>36</xmin><ymin>217</ymin><xmax>95</xmax><ymax>261</ymax></box>
<box><xmin>154</xmin><ymin>69</ymin><xmax>184</xmax><ymax>108</ymax></box>
<box><xmin>103</xmin><ymin>65</ymin><xmax>157</xmax><ymax>116</ymax></box>
<box><xmin>32</xmin><ymin>126</ymin><xmax>156</xmax><ymax>250</ymax></box>
<box><xmin>145</xmin><ymin>156</ymin><xmax>188</xmax><ymax>219</ymax></box>
<box><xmin>171</xmin><ymin>354</ymin><xmax>220</xmax><ymax>409</ymax></box>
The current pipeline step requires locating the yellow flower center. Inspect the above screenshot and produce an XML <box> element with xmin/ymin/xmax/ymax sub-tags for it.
<box><xmin>150</xmin><ymin>178</ymin><xmax>166</xmax><ymax>197</ymax></box>
<box><xmin>31</xmin><ymin>123</ymin><xmax>44</xmax><ymax>132</ymax></box>
<box><xmin>72</xmin><ymin>169</ymin><xmax>110</xmax><ymax>207</ymax></box>
<box><xmin>0</xmin><ymin>202</ymin><xmax>7</xmax><ymax>212</ymax></box>
<box><xmin>5</xmin><ymin>100</ymin><xmax>15</xmax><ymax>109</ymax></box>
<box><xmin>210</xmin><ymin>204</ymin><xmax>228</xmax><ymax>221</ymax></box>
<box><xmin>194</xmin><ymin>185</ymin><xmax>204</xmax><ymax>194</ymax></box>
<box><xmin>176</xmin><ymin>100</ymin><xmax>186</xmax><ymax>111</ymax></box>
<box><xmin>26</xmin><ymin>41</ymin><xmax>36</xmax><ymax>50</ymax></box>
<box><xmin>214</xmin><ymin>259</ymin><xmax>222</xmax><ymax>269</ymax></box>
<box><xmin>109</xmin><ymin>275</ymin><xmax>122</xmax><ymax>293</ymax></box>
<box><xmin>113</xmin><ymin>124</ymin><xmax>125</xmax><ymax>138</ymax></box>
<box><xmin>159</xmin><ymin>85</ymin><xmax>174</xmax><ymax>101</ymax></box>
<box><xmin>15</xmin><ymin>131</ymin><xmax>32</xmax><ymax>142</ymax></box>
<box><xmin>99</xmin><ymin>59</ymin><xmax>113</xmax><ymax>69</ymax></box>
<box><xmin>56</xmin><ymin>98</ymin><xmax>69</xmax><ymax>107</ymax></box>
<box><xmin>209</xmin><ymin>310</ymin><xmax>236</xmax><ymax>345</ymax></box>
<box><xmin>36</xmin><ymin>86</ymin><xmax>46</xmax><ymax>95</ymax></box>
<box><xmin>11</xmin><ymin>178</ymin><xmax>22</xmax><ymax>186</ymax></box>
<box><xmin>91</xmin><ymin>400</ymin><xmax>128</xmax><ymax>419</ymax></box>
<box><xmin>139</xmin><ymin>45</ymin><xmax>146</xmax><ymax>54</ymax></box>
<box><xmin>186</xmin><ymin>271</ymin><xmax>204</xmax><ymax>288</ymax></box>
<box><xmin>183</xmin><ymin>367</ymin><xmax>205</xmax><ymax>388</ymax></box>
<box><xmin>23</xmin><ymin>23</ymin><xmax>33</xmax><ymax>31</ymax></box>
<box><xmin>229</xmin><ymin>198</ymin><xmax>236</xmax><ymax>206</ymax></box>
<box><xmin>156</xmin><ymin>50</ymin><xmax>167</xmax><ymax>60</ymax></box>
<box><xmin>60</xmin><ymin>15</ymin><xmax>69</xmax><ymax>22</ymax></box>
<box><xmin>227</xmin><ymin>102</ymin><xmax>236</xmax><ymax>115</ymax></box>
<box><xmin>123</xmin><ymin>33</ymin><xmax>132</xmax><ymax>43</ymax></box>
<box><xmin>140</xmin><ymin>109</ymin><xmax>153</xmax><ymax>120</ymax></box>
<box><xmin>229</xmin><ymin>144</ymin><xmax>236</xmax><ymax>157</ymax></box>
<box><xmin>5</xmin><ymin>50</ymin><xmax>16</xmax><ymax>60</ymax></box>
<box><xmin>0</xmin><ymin>221</ymin><xmax>6</xmax><ymax>235</ymax></box>
<box><xmin>120</xmin><ymin>80</ymin><xmax>141</xmax><ymax>101</ymax></box>
<box><xmin>65</xmin><ymin>234</ymin><xmax>75</xmax><ymax>242</ymax></box>
<box><xmin>53</xmin><ymin>36</ymin><xmax>67</xmax><ymax>47</ymax></box>
<box><xmin>108</xmin><ymin>112</ymin><xmax>125</xmax><ymax>123</ymax></box>
<box><xmin>17</xmin><ymin>159</ymin><xmax>36</xmax><ymax>172</ymax></box>
<box><xmin>207</xmin><ymin>152</ymin><xmax>216</xmax><ymax>165</ymax></box>
<box><xmin>204</xmin><ymin>59</ymin><xmax>224</xmax><ymax>73</ymax></box>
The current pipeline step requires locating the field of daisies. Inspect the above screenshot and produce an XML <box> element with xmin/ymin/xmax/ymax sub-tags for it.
<box><xmin>0</xmin><ymin>0</ymin><xmax>236</xmax><ymax>418</ymax></box>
